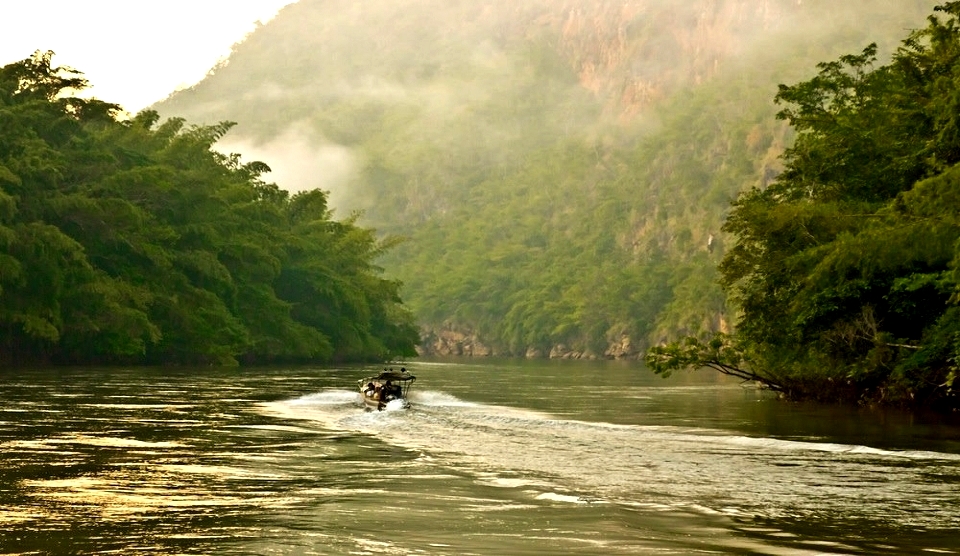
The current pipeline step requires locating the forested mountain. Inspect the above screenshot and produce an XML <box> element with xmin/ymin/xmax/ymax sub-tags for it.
<box><xmin>0</xmin><ymin>52</ymin><xmax>418</xmax><ymax>366</ymax></box>
<box><xmin>156</xmin><ymin>0</ymin><xmax>939</xmax><ymax>359</ymax></box>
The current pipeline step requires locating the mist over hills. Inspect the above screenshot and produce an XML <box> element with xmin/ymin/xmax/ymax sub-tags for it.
<box><xmin>155</xmin><ymin>0</ymin><xmax>939</xmax><ymax>358</ymax></box>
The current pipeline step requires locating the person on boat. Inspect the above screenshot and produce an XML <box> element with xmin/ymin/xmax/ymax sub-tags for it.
<box><xmin>383</xmin><ymin>380</ymin><xmax>394</xmax><ymax>402</ymax></box>
<box><xmin>364</xmin><ymin>382</ymin><xmax>375</xmax><ymax>396</ymax></box>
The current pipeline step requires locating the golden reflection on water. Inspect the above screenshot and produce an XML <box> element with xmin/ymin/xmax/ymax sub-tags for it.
<box><xmin>15</xmin><ymin>468</ymin><xmax>312</xmax><ymax>543</ymax></box>
<box><xmin>2</xmin><ymin>365</ymin><xmax>960</xmax><ymax>555</ymax></box>
<box><xmin>0</xmin><ymin>510</ymin><xmax>44</xmax><ymax>526</ymax></box>
<box><xmin>4</xmin><ymin>434</ymin><xmax>184</xmax><ymax>449</ymax></box>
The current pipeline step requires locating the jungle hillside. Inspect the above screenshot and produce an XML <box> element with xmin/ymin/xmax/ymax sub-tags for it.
<box><xmin>155</xmin><ymin>0</ymin><xmax>941</xmax><ymax>364</ymax></box>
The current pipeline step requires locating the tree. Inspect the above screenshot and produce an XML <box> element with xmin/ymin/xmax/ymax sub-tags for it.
<box><xmin>0</xmin><ymin>52</ymin><xmax>419</xmax><ymax>366</ymax></box>
<box><xmin>648</xmin><ymin>3</ymin><xmax>960</xmax><ymax>410</ymax></box>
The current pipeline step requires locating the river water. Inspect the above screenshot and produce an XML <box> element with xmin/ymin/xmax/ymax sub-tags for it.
<box><xmin>1</xmin><ymin>359</ymin><xmax>959</xmax><ymax>555</ymax></box>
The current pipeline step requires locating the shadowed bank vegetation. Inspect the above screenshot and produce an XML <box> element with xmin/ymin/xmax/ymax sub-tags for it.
<box><xmin>649</xmin><ymin>4</ymin><xmax>960</xmax><ymax>410</ymax></box>
<box><xmin>0</xmin><ymin>52</ymin><xmax>418</xmax><ymax>365</ymax></box>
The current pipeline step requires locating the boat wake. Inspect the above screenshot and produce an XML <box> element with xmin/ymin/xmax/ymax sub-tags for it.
<box><xmin>261</xmin><ymin>389</ymin><xmax>960</xmax><ymax>529</ymax></box>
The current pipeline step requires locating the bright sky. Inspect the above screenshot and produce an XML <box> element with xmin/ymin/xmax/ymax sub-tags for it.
<box><xmin>0</xmin><ymin>1</ymin><xmax>298</xmax><ymax>114</ymax></box>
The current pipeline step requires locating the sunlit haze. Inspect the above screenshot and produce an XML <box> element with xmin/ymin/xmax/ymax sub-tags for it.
<box><xmin>0</xmin><ymin>1</ymin><xmax>298</xmax><ymax>113</ymax></box>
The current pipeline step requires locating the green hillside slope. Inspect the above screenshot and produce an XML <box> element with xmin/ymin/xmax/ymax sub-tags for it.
<box><xmin>155</xmin><ymin>0</ymin><xmax>939</xmax><ymax>358</ymax></box>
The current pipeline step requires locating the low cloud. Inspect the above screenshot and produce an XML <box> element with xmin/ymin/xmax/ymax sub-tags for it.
<box><xmin>217</xmin><ymin>125</ymin><xmax>357</xmax><ymax>211</ymax></box>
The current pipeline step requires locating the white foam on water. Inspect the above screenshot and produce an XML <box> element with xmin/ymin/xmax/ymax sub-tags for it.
<box><xmin>289</xmin><ymin>390</ymin><xmax>360</xmax><ymax>407</ymax></box>
<box><xmin>408</xmin><ymin>390</ymin><xmax>478</xmax><ymax>407</ymax></box>
<box><xmin>382</xmin><ymin>399</ymin><xmax>408</xmax><ymax>411</ymax></box>
<box><xmin>535</xmin><ymin>492</ymin><xmax>589</xmax><ymax>504</ymax></box>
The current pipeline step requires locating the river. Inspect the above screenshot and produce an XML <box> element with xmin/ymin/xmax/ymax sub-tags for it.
<box><xmin>1</xmin><ymin>359</ymin><xmax>959</xmax><ymax>555</ymax></box>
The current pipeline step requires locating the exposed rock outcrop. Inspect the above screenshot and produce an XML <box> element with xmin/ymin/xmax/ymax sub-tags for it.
<box><xmin>418</xmin><ymin>327</ymin><xmax>645</xmax><ymax>360</ymax></box>
<box><xmin>418</xmin><ymin>326</ymin><xmax>495</xmax><ymax>357</ymax></box>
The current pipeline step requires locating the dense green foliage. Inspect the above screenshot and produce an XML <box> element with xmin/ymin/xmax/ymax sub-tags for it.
<box><xmin>649</xmin><ymin>3</ymin><xmax>960</xmax><ymax>410</ymax></box>
<box><xmin>156</xmin><ymin>0</ymin><xmax>939</xmax><ymax>358</ymax></box>
<box><xmin>0</xmin><ymin>52</ymin><xmax>418</xmax><ymax>366</ymax></box>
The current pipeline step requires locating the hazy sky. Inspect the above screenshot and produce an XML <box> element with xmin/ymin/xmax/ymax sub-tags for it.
<box><xmin>0</xmin><ymin>1</ymin><xmax>297</xmax><ymax>113</ymax></box>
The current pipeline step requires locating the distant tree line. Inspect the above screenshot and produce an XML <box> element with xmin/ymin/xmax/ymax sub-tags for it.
<box><xmin>0</xmin><ymin>52</ymin><xmax>418</xmax><ymax>366</ymax></box>
<box><xmin>647</xmin><ymin>3</ymin><xmax>960</xmax><ymax>410</ymax></box>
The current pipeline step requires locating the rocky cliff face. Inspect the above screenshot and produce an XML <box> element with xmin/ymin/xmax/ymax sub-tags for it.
<box><xmin>548</xmin><ymin>0</ymin><xmax>790</xmax><ymax>119</ymax></box>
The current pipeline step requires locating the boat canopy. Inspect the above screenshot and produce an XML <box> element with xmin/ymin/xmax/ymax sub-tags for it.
<box><xmin>361</xmin><ymin>370</ymin><xmax>416</xmax><ymax>383</ymax></box>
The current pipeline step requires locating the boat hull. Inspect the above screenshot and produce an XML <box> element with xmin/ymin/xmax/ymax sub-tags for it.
<box><xmin>358</xmin><ymin>370</ymin><xmax>415</xmax><ymax>411</ymax></box>
<box><xmin>360</xmin><ymin>392</ymin><xmax>386</xmax><ymax>411</ymax></box>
